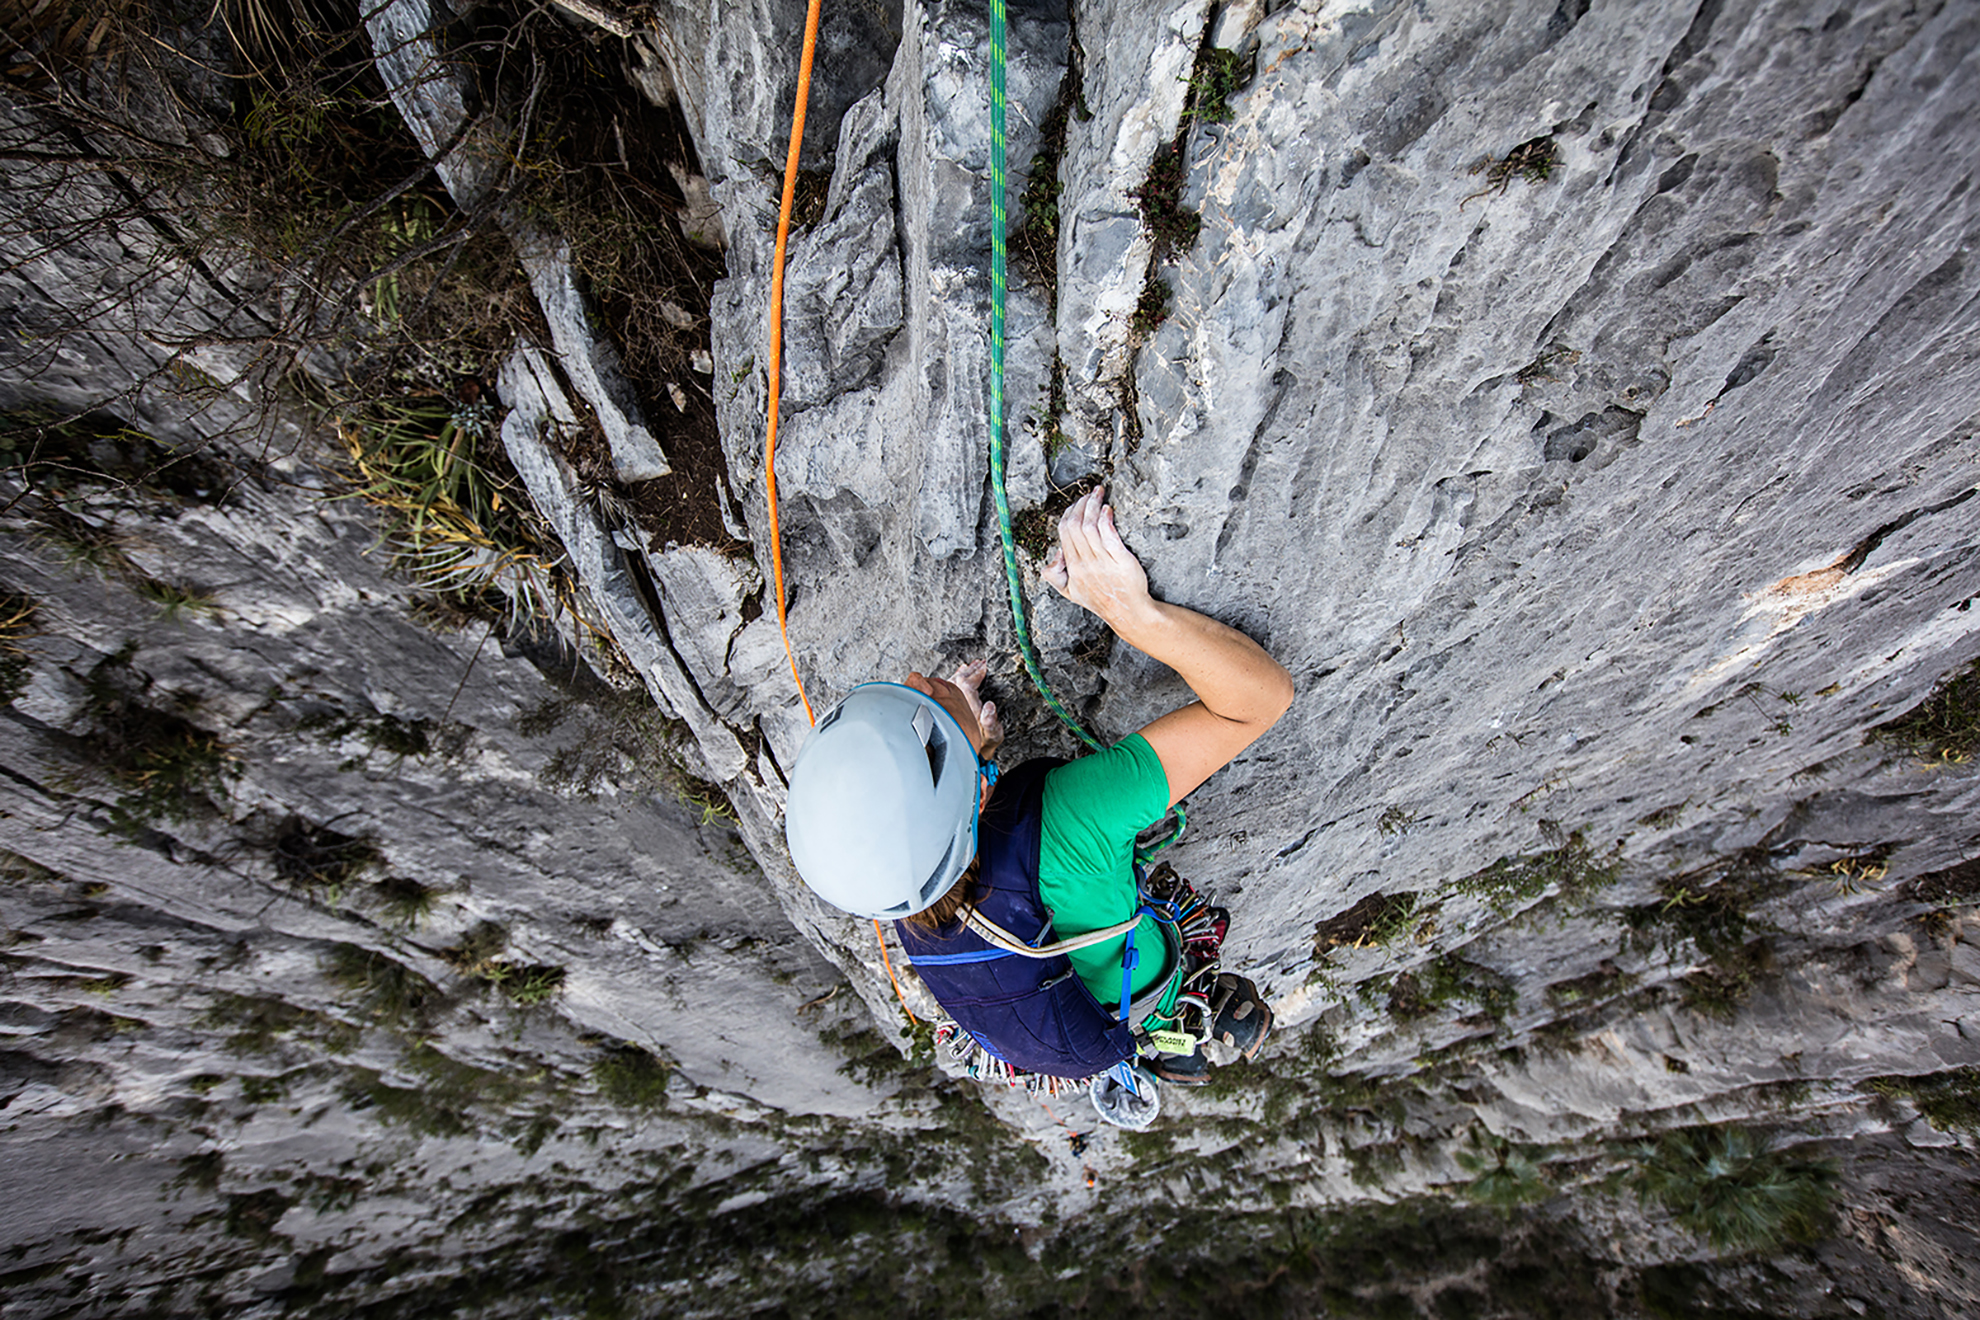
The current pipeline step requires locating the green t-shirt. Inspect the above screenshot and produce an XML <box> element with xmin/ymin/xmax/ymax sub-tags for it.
<box><xmin>1037</xmin><ymin>733</ymin><xmax>1173</xmax><ymax>1006</ymax></box>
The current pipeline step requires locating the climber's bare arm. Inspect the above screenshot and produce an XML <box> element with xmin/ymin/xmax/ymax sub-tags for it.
<box><xmin>1043</xmin><ymin>488</ymin><xmax>1295</xmax><ymax>807</ymax></box>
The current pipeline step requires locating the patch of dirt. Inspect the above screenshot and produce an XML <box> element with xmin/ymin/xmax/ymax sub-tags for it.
<box><xmin>470</xmin><ymin>5</ymin><xmax>742</xmax><ymax>554</ymax></box>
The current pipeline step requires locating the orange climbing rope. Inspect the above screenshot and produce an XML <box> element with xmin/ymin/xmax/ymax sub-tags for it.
<box><xmin>765</xmin><ymin>0</ymin><xmax>823</xmax><ymax>728</ymax></box>
<box><xmin>874</xmin><ymin>918</ymin><xmax>918</xmax><ymax>1025</ymax></box>
<box><xmin>764</xmin><ymin>0</ymin><xmax>915</xmax><ymax>1021</ymax></box>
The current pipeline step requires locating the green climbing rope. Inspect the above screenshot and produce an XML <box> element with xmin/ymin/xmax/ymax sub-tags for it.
<box><xmin>986</xmin><ymin>2</ymin><xmax>1183</xmax><ymax>861</ymax></box>
<box><xmin>986</xmin><ymin>0</ymin><xmax>1102</xmax><ymax>754</ymax></box>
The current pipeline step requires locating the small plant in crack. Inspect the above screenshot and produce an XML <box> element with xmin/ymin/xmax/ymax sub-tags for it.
<box><xmin>1871</xmin><ymin>657</ymin><xmax>1980</xmax><ymax>765</ymax></box>
<box><xmin>127</xmin><ymin>573</ymin><xmax>218</xmax><ymax>622</ymax></box>
<box><xmin>1377</xmin><ymin>805</ymin><xmax>1419</xmax><ymax>837</ymax></box>
<box><xmin>71</xmin><ymin>646</ymin><xmax>240</xmax><ymax>827</ymax></box>
<box><xmin>442</xmin><ymin>920</ymin><xmax>566</xmax><ymax>1006</ymax></box>
<box><xmin>1181</xmin><ymin>47</ymin><xmax>1251</xmax><ymax>126</ymax></box>
<box><xmin>0</xmin><ymin>591</ymin><xmax>37</xmax><ymax>705</ymax></box>
<box><xmin>325</xmin><ymin>943</ymin><xmax>440</xmax><ymax>1026</ymax></box>
<box><xmin>1130</xmin><ymin>145</ymin><xmax>1200</xmax><ymax>261</ymax></box>
<box><xmin>1462</xmin><ymin>135</ymin><xmax>1559</xmax><ymax>208</ymax></box>
<box><xmin>1130</xmin><ymin>276</ymin><xmax>1173</xmax><ymax>339</ymax></box>
<box><xmin>271</xmin><ymin>816</ymin><xmax>382</xmax><ymax>897</ymax></box>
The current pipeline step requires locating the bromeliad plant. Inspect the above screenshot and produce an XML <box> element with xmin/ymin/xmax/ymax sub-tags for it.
<box><xmin>1628</xmin><ymin>1124</ymin><xmax>1837</xmax><ymax>1253</ymax></box>
<box><xmin>335</xmin><ymin>396</ymin><xmax>569</xmax><ymax>627</ymax></box>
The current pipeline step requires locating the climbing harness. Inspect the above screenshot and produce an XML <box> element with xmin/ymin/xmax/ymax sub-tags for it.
<box><xmin>925</xmin><ymin>860</ymin><xmax>1232</xmax><ymax>1096</ymax></box>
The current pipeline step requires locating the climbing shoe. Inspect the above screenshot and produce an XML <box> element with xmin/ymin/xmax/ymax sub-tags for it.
<box><xmin>1207</xmin><ymin>974</ymin><xmax>1272</xmax><ymax>1061</ymax></box>
<box><xmin>1145</xmin><ymin>1048</ymin><xmax>1212</xmax><ymax>1087</ymax></box>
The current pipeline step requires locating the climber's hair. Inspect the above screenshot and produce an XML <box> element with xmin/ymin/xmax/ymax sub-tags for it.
<box><xmin>903</xmin><ymin>858</ymin><xmax>979</xmax><ymax>932</ymax></box>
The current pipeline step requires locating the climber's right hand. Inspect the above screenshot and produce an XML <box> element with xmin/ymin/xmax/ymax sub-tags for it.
<box><xmin>1042</xmin><ymin>487</ymin><xmax>1156</xmax><ymax>629</ymax></box>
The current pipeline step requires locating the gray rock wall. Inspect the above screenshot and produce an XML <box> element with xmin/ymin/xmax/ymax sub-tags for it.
<box><xmin>708</xmin><ymin>0</ymin><xmax>1980</xmax><ymax>1053</ymax></box>
<box><xmin>5</xmin><ymin>0</ymin><xmax>1980</xmax><ymax>1314</ymax></box>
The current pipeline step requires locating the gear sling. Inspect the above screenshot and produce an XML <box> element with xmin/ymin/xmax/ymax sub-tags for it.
<box><xmin>897</xmin><ymin>758</ymin><xmax>1185</xmax><ymax>1080</ymax></box>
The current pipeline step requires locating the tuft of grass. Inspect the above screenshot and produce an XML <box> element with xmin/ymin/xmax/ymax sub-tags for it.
<box><xmin>1455</xmin><ymin>821</ymin><xmax>1621</xmax><ymax>916</ymax></box>
<box><xmin>1872</xmin><ymin>657</ymin><xmax>1980</xmax><ymax>764</ymax></box>
<box><xmin>441</xmin><ymin>921</ymin><xmax>565</xmax><ymax>1006</ymax></box>
<box><xmin>1181</xmin><ymin>47</ymin><xmax>1250</xmax><ymax>126</ymax></box>
<box><xmin>0</xmin><ymin>591</ymin><xmax>35</xmax><ymax>704</ymax></box>
<box><xmin>497</xmin><ymin>963</ymin><xmax>566</xmax><ymax>1006</ymax></box>
<box><xmin>127</xmin><ymin>573</ymin><xmax>217</xmax><ymax>621</ymax></box>
<box><xmin>1864</xmin><ymin>1066</ymin><xmax>1980</xmax><ymax>1133</ymax></box>
<box><xmin>1628</xmin><ymin>1126</ymin><xmax>1837</xmax><ymax>1253</ymax></box>
<box><xmin>335</xmin><ymin>395</ymin><xmax>567</xmax><ymax>629</ymax></box>
<box><xmin>72</xmin><ymin>646</ymin><xmax>240</xmax><ymax>826</ymax></box>
<box><xmin>374</xmin><ymin>874</ymin><xmax>438</xmax><ymax>929</ymax></box>
<box><xmin>1454</xmin><ymin>1130</ymin><xmax>1550</xmax><ymax>1209</ymax></box>
<box><xmin>272</xmin><ymin>817</ymin><xmax>382</xmax><ymax>894</ymax></box>
<box><xmin>593</xmin><ymin>1043</ymin><xmax>671</xmax><ymax>1110</ymax></box>
<box><xmin>324</xmin><ymin>943</ymin><xmax>439</xmax><ymax>1026</ymax></box>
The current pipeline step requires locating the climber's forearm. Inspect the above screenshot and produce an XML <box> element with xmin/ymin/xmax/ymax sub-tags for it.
<box><xmin>1106</xmin><ymin>596</ymin><xmax>1294</xmax><ymax>731</ymax></box>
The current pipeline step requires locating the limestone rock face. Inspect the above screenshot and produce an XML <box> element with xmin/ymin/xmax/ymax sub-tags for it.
<box><xmin>5</xmin><ymin>0</ymin><xmax>1980</xmax><ymax>1314</ymax></box>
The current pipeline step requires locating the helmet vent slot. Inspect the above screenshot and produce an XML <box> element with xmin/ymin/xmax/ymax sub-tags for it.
<box><xmin>921</xmin><ymin>837</ymin><xmax>959</xmax><ymax>904</ymax></box>
<box><xmin>913</xmin><ymin>704</ymin><xmax>945</xmax><ymax>789</ymax></box>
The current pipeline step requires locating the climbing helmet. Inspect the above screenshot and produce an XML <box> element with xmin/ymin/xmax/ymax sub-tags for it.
<box><xmin>783</xmin><ymin>682</ymin><xmax>998</xmax><ymax>919</ymax></box>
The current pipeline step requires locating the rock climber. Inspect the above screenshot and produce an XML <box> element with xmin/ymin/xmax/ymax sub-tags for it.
<box><xmin>783</xmin><ymin>486</ymin><xmax>1295</xmax><ymax>1120</ymax></box>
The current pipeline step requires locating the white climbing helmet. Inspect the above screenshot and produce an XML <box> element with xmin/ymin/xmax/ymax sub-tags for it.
<box><xmin>784</xmin><ymin>682</ymin><xmax>996</xmax><ymax>920</ymax></box>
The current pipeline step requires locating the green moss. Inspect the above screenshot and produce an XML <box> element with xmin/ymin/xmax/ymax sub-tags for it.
<box><xmin>72</xmin><ymin>646</ymin><xmax>240</xmax><ymax>827</ymax></box>
<box><xmin>1345</xmin><ymin>1139</ymin><xmax>1407</xmax><ymax>1188</ymax></box>
<box><xmin>223</xmin><ymin>1189</ymin><xmax>293</xmax><ymax>1245</ymax></box>
<box><xmin>174</xmin><ymin>1150</ymin><xmax>224</xmax><ymax>1192</ymax></box>
<box><xmin>1865</xmin><ymin>1066</ymin><xmax>1980</xmax><ymax>1133</ymax></box>
<box><xmin>240</xmin><ymin>1074</ymin><xmax>290</xmax><ymax>1104</ymax></box>
<box><xmin>592</xmin><ymin>1044</ymin><xmax>670</xmax><ymax>1110</ymax></box>
<box><xmin>1872</xmin><ymin>657</ymin><xmax>1980</xmax><ymax>764</ymax></box>
<box><xmin>1677</xmin><ymin>940</ymin><xmax>1771</xmax><ymax>1021</ymax></box>
<box><xmin>1545</xmin><ymin>962</ymin><xmax>1635</xmax><ymax>1008</ymax></box>
<box><xmin>1456</xmin><ymin>822</ymin><xmax>1621</xmax><ymax>916</ymax></box>
<box><xmin>203</xmin><ymin>992</ymin><xmax>360</xmax><ymax>1056</ymax></box>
